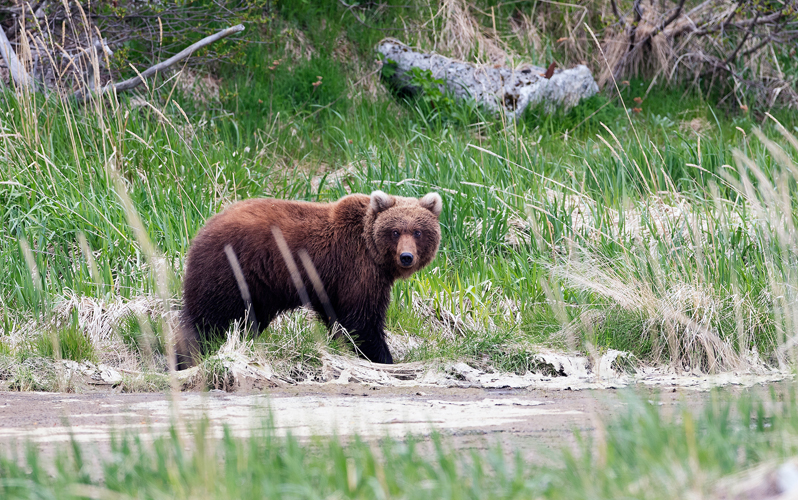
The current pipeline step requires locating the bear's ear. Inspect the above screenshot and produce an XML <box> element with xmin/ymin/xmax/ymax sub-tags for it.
<box><xmin>370</xmin><ymin>190</ymin><xmax>395</xmax><ymax>213</ymax></box>
<box><xmin>419</xmin><ymin>192</ymin><xmax>443</xmax><ymax>217</ymax></box>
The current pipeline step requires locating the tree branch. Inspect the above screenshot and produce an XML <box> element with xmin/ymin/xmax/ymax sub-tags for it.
<box><xmin>615</xmin><ymin>0</ymin><xmax>688</xmax><ymax>74</ymax></box>
<box><xmin>692</xmin><ymin>4</ymin><xmax>785</xmax><ymax>37</ymax></box>
<box><xmin>740</xmin><ymin>18</ymin><xmax>786</xmax><ymax>60</ymax></box>
<box><xmin>720</xmin><ymin>11</ymin><xmax>759</xmax><ymax>70</ymax></box>
<box><xmin>629</xmin><ymin>0</ymin><xmax>643</xmax><ymax>45</ymax></box>
<box><xmin>636</xmin><ymin>0</ymin><xmax>687</xmax><ymax>48</ymax></box>
<box><xmin>610</xmin><ymin>0</ymin><xmax>626</xmax><ymax>26</ymax></box>
<box><xmin>72</xmin><ymin>23</ymin><xmax>244</xmax><ymax>102</ymax></box>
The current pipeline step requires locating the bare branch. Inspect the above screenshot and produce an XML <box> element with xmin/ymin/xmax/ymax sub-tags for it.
<box><xmin>693</xmin><ymin>5</ymin><xmax>787</xmax><ymax>36</ymax></box>
<box><xmin>610</xmin><ymin>0</ymin><xmax>626</xmax><ymax>26</ymax></box>
<box><xmin>637</xmin><ymin>0</ymin><xmax>687</xmax><ymax>47</ymax></box>
<box><xmin>629</xmin><ymin>0</ymin><xmax>643</xmax><ymax>45</ymax></box>
<box><xmin>72</xmin><ymin>24</ymin><xmax>244</xmax><ymax>102</ymax></box>
<box><xmin>741</xmin><ymin>34</ymin><xmax>778</xmax><ymax>59</ymax></box>
<box><xmin>616</xmin><ymin>0</ymin><xmax>688</xmax><ymax>74</ymax></box>
<box><xmin>720</xmin><ymin>11</ymin><xmax>760</xmax><ymax>70</ymax></box>
<box><xmin>632</xmin><ymin>0</ymin><xmax>643</xmax><ymax>23</ymax></box>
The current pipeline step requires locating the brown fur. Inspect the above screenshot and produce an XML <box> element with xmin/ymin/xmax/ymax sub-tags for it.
<box><xmin>176</xmin><ymin>191</ymin><xmax>442</xmax><ymax>369</ymax></box>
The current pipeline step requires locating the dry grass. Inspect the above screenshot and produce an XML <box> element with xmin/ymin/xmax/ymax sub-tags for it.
<box><xmin>410</xmin><ymin>285</ymin><xmax>521</xmax><ymax>339</ymax></box>
<box><xmin>510</xmin><ymin>11</ymin><xmax>543</xmax><ymax>61</ymax></box>
<box><xmin>435</xmin><ymin>0</ymin><xmax>509</xmax><ymax>65</ymax></box>
<box><xmin>309</xmin><ymin>160</ymin><xmax>367</xmax><ymax>194</ymax></box>
<box><xmin>552</xmin><ymin>258</ymin><xmax>757</xmax><ymax>373</ymax></box>
<box><xmin>281</xmin><ymin>27</ymin><xmax>315</xmax><ymax>62</ymax></box>
<box><xmin>599</xmin><ymin>12</ymin><xmax>679</xmax><ymax>87</ymax></box>
<box><xmin>596</xmin><ymin>0</ymin><xmax>798</xmax><ymax>106</ymax></box>
<box><xmin>175</xmin><ymin>70</ymin><xmax>221</xmax><ymax>103</ymax></box>
<box><xmin>2</xmin><ymin>293</ymin><xmax>172</xmax><ymax>373</ymax></box>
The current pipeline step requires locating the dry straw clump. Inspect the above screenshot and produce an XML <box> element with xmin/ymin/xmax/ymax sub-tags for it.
<box><xmin>435</xmin><ymin>0</ymin><xmax>509</xmax><ymax>65</ymax></box>
<box><xmin>410</xmin><ymin>285</ymin><xmax>521</xmax><ymax>339</ymax></box>
<box><xmin>598</xmin><ymin>0</ymin><xmax>798</xmax><ymax>106</ymax></box>
<box><xmin>510</xmin><ymin>11</ymin><xmax>543</xmax><ymax>61</ymax></box>
<box><xmin>175</xmin><ymin>70</ymin><xmax>221</xmax><ymax>104</ymax></box>
<box><xmin>4</xmin><ymin>293</ymin><xmax>175</xmax><ymax>371</ymax></box>
<box><xmin>551</xmin><ymin>258</ymin><xmax>764</xmax><ymax>373</ymax></box>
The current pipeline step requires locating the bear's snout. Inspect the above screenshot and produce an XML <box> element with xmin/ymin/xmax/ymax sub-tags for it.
<box><xmin>395</xmin><ymin>233</ymin><xmax>418</xmax><ymax>270</ymax></box>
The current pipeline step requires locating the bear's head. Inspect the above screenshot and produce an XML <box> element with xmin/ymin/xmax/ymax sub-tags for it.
<box><xmin>367</xmin><ymin>190</ymin><xmax>442</xmax><ymax>279</ymax></box>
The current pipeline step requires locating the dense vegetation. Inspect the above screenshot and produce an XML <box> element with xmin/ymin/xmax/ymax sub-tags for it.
<box><xmin>1</xmin><ymin>0</ymin><xmax>798</xmax><ymax>378</ymax></box>
<box><xmin>1</xmin><ymin>1</ymin><xmax>798</xmax><ymax>497</ymax></box>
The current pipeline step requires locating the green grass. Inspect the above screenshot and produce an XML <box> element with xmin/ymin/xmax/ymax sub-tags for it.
<box><xmin>2</xmin><ymin>387</ymin><xmax>798</xmax><ymax>499</ymax></box>
<box><xmin>34</xmin><ymin>327</ymin><xmax>96</xmax><ymax>363</ymax></box>
<box><xmin>29</xmin><ymin>308</ymin><xmax>97</xmax><ymax>363</ymax></box>
<box><xmin>118</xmin><ymin>313</ymin><xmax>166</xmax><ymax>357</ymax></box>
<box><xmin>2</xmin><ymin>0</ymin><xmax>798</xmax><ymax>376</ymax></box>
<box><xmin>3</xmin><ymin>74</ymin><xmax>798</xmax><ymax>372</ymax></box>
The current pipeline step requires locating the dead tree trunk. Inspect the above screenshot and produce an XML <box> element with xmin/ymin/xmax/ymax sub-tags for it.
<box><xmin>377</xmin><ymin>39</ymin><xmax>599</xmax><ymax>118</ymax></box>
<box><xmin>0</xmin><ymin>25</ymin><xmax>33</xmax><ymax>90</ymax></box>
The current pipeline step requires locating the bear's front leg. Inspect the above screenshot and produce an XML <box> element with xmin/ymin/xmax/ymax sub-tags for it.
<box><xmin>336</xmin><ymin>314</ymin><xmax>394</xmax><ymax>364</ymax></box>
<box><xmin>355</xmin><ymin>330</ymin><xmax>394</xmax><ymax>364</ymax></box>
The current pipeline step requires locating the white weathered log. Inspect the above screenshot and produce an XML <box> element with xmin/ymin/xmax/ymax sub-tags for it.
<box><xmin>378</xmin><ymin>39</ymin><xmax>599</xmax><ymax>118</ymax></box>
<box><xmin>73</xmin><ymin>24</ymin><xmax>244</xmax><ymax>102</ymax></box>
<box><xmin>0</xmin><ymin>26</ymin><xmax>34</xmax><ymax>90</ymax></box>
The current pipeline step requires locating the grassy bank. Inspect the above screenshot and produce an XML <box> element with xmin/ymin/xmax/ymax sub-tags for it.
<box><xmin>2</xmin><ymin>0</ymin><xmax>798</xmax><ymax>384</ymax></box>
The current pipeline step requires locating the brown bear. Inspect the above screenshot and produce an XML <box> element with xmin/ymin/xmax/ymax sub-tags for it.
<box><xmin>176</xmin><ymin>190</ymin><xmax>442</xmax><ymax>369</ymax></box>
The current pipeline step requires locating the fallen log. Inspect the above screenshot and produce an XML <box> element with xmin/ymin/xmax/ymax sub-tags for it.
<box><xmin>0</xmin><ymin>26</ymin><xmax>34</xmax><ymax>90</ymax></box>
<box><xmin>377</xmin><ymin>39</ymin><xmax>599</xmax><ymax>119</ymax></box>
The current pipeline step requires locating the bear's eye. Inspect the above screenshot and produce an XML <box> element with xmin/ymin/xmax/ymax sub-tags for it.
<box><xmin>413</xmin><ymin>230</ymin><xmax>421</xmax><ymax>238</ymax></box>
<box><xmin>392</xmin><ymin>230</ymin><xmax>400</xmax><ymax>239</ymax></box>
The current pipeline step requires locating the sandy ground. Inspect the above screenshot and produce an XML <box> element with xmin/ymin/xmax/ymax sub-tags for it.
<box><xmin>0</xmin><ymin>384</ymin><xmax>718</xmax><ymax>468</ymax></box>
<box><xmin>2</xmin><ymin>350</ymin><xmax>788</xmax><ymax>470</ymax></box>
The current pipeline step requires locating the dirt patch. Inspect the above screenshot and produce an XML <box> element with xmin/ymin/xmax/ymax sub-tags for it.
<box><xmin>2</xmin><ymin>381</ymin><xmax>785</xmax><ymax>472</ymax></box>
<box><xmin>0</xmin><ymin>384</ymin><xmax>693</xmax><ymax>465</ymax></box>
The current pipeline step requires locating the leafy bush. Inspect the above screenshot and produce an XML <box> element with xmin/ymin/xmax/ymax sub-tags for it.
<box><xmin>399</xmin><ymin>67</ymin><xmax>486</xmax><ymax>128</ymax></box>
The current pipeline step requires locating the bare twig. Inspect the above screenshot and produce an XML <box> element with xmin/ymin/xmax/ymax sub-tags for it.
<box><xmin>635</xmin><ymin>0</ymin><xmax>687</xmax><ymax>51</ymax></box>
<box><xmin>723</xmin><ymin>12</ymin><xmax>759</xmax><ymax>68</ymax></box>
<box><xmin>629</xmin><ymin>0</ymin><xmax>644</xmax><ymax>45</ymax></box>
<box><xmin>614</xmin><ymin>0</ymin><xmax>688</xmax><ymax>77</ymax></box>
<box><xmin>693</xmin><ymin>5</ymin><xmax>786</xmax><ymax>36</ymax></box>
<box><xmin>610</xmin><ymin>0</ymin><xmax>626</xmax><ymax>26</ymax></box>
<box><xmin>740</xmin><ymin>33</ymin><xmax>777</xmax><ymax>59</ymax></box>
<box><xmin>72</xmin><ymin>23</ymin><xmax>244</xmax><ymax>102</ymax></box>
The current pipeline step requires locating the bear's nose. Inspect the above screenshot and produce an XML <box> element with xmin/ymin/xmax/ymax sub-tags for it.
<box><xmin>400</xmin><ymin>253</ymin><xmax>414</xmax><ymax>267</ymax></box>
